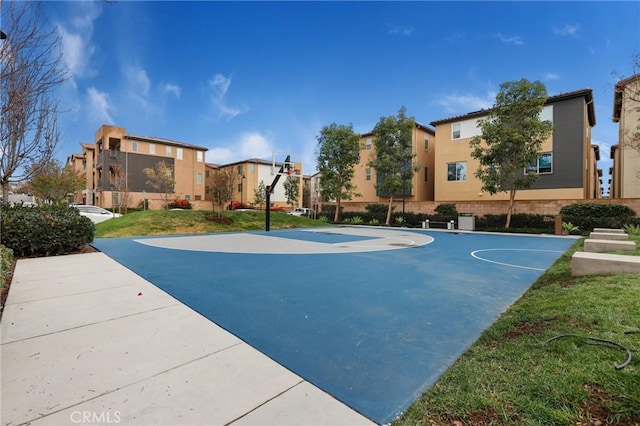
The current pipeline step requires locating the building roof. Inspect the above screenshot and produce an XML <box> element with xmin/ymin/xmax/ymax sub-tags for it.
<box><xmin>360</xmin><ymin>121</ymin><xmax>435</xmax><ymax>137</ymax></box>
<box><xmin>613</xmin><ymin>73</ymin><xmax>640</xmax><ymax>122</ymax></box>
<box><xmin>125</xmin><ymin>133</ymin><xmax>209</xmax><ymax>151</ymax></box>
<box><xmin>591</xmin><ymin>144</ymin><xmax>600</xmax><ymax>161</ymax></box>
<box><xmin>205</xmin><ymin>162</ymin><xmax>220</xmax><ymax>169</ymax></box>
<box><xmin>610</xmin><ymin>144</ymin><xmax>619</xmax><ymax>159</ymax></box>
<box><xmin>81</xmin><ymin>143</ymin><xmax>95</xmax><ymax>150</ymax></box>
<box><xmin>430</xmin><ymin>88</ymin><xmax>596</xmax><ymax>127</ymax></box>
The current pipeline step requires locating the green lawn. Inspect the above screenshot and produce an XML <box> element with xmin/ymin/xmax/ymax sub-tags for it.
<box><xmin>94</xmin><ymin>209</ymin><xmax>328</xmax><ymax>238</ymax></box>
<box><xmin>95</xmin><ymin>214</ymin><xmax>640</xmax><ymax>424</ymax></box>
<box><xmin>395</xmin><ymin>234</ymin><xmax>640</xmax><ymax>426</ymax></box>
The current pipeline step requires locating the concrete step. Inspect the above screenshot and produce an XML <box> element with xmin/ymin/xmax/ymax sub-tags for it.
<box><xmin>572</xmin><ymin>251</ymin><xmax>640</xmax><ymax>277</ymax></box>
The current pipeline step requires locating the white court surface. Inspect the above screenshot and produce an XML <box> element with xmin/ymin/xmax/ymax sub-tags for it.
<box><xmin>135</xmin><ymin>226</ymin><xmax>435</xmax><ymax>254</ymax></box>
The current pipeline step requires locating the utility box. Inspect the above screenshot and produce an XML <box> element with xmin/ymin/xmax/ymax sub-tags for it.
<box><xmin>458</xmin><ymin>213</ymin><xmax>475</xmax><ymax>231</ymax></box>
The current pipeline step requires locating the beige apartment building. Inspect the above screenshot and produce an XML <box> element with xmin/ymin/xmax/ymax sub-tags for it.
<box><xmin>205</xmin><ymin>158</ymin><xmax>303</xmax><ymax>209</ymax></box>
<box><xmin>69</xmin><ymin>125</ymin><xmax>208</xmax><ymax>209</ymax></box>
<box><xmin>610</xmin><ymin>73</ymin><xmax>640</xmax><ymax>199</ymax></box>
<box><xmin>349</xmin><ymin>123</ymin><xmax>436</xmax><ymax>204</ymax></box>
<box><xmin>429</xmin><ymin>88</ymin><xmax>599</xmax><ymax>202</ymax></box>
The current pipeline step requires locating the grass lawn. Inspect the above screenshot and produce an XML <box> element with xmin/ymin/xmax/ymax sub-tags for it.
<box><xmin>94</xmin><ymin>209</ymin><xmax>328</xmax><ymax>238</ymax></box>
<box><xmin>395</xmin><ymin>234</ymin><xmax>640</xmax><ymax>426</ymax></box>
<box><xmin>94</xmin><ymin>214</ymin><xmax>640</xmax><ymax>424</ymax></box>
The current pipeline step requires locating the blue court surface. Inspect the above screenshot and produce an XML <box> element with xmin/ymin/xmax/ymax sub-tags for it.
<box><xmin>92</xmin><ymin>226</ymin><xmax>574</xmax><ymax>424</ymax></box>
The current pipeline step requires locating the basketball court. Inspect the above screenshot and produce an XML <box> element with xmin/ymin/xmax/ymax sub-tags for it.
<box><xmin>92</xmin><ymin>226</ymin><xmax>574</xmax><ymax>424</ymax></box>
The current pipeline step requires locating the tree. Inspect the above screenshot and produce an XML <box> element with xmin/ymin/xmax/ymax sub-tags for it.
<box><xmin>316</xmin><ymin>123</ymin><xmax>361</xmax><ymax>222</ymax></box>
<box><xmin>109</xmin><ymin>164</ymin><xmax>131</xmax><ymax>214</ymax></box>
<box><xmin>143</xmin><ymin>161</ymin><xmax>175</xmax><ymax>209</ymax></box>
<box><xmin>470</xmin><ymin>79</ymin><xmax>553</xmax><ymax>228</ymax></box>
<box><xmin>253</xmin><ymin>180</ymin><xmax>266</xmax><ymax>209</ymax></box>
<box><xmin>367</xmin><ymin>106</ymin><xmax>419</xmax><ymax>225</ymax></box>
<box><xmin>613</xmin><ymin>54</ymin><xmax>640</xmax><ymax>153</ymax></box>
<box><xmin>0</xmin><ymin>1</ymin><xmax>67</xmax><ymax>204</ymax></box>
<box><xmin>283</xmin><ymin>175</ymin><xmax>299</xmax><ymax>208</ymax></box>
<box><xmin>25</xmin><ymin>159</ymin><xmax>85</xmax><ymax>205</ymax></box>
<box><xmin>211</xmin><ymin>168</ymin><xmax>241</xmax><ymax>216</ymax></box>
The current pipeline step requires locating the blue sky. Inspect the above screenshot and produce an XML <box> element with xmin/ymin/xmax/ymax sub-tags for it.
<box><xmin>43</xmin><ymin>1</ymin><xmax>639</xmax><ymax>195</ymax></box>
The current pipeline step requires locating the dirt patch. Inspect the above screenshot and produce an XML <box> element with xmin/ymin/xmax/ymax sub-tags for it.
<box><xmin>205</xmin><ymin>214</ymin><xmax>233</xmax><ymax>224</ymax></box>
<box><xmin>504</xmin><ymin>316</ymin><xmax>589</xmax><ymax>339</ymax></box>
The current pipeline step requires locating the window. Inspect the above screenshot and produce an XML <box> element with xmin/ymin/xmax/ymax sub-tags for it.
<box><xmin>195</xmin><ymin>195</ymin><xmax>201</xmax><ymax>201</ymax></box>
<box><xmin>365</xmin><ymin>168</ymin><xmax>371</xmax><ymax>181</ymax></box>
<box><xmin>237</xmin><ymin>165</ymin><xmax>243</xmax><ymax>174</ymax></box>
<box><xmin>185</xmin><ymin>194</ymin><xmax>190</xmax><ymax>200</ymax></box>
<box><xmin>205</xmin><ymin>186</ymin><xmax>210</xmax><ymax>194</ymax></box>
<box><xmin>196</xmin><ymin>151</ymin><xmax>203</xmax><ymax>162</ymax></box>
<box><xmin>447</xmin><ymin>162</ymin><xmax>467</xmax><ymax>181</ymax></box>
<box><xmin>197</xmin><ymin>173</ymin><xmax>203</xmax><ymax>185</ymax></box>
<box><xmin>149</xmin><ymin>144</ymin><xmax>156</xmax><ymax>154</ymax></box>
<box><xmin>205</xmin><ymin>170</ymin><xmax>209</xmax><ymax>178</ymax></box>
<box><xmin>365</xmin><ymin>138</ymin><xmax>372</xmax><ymax>150</ymax></box>
<box><xmin>424</xmin><ymin>135</ymin><xmax>429</xmax><ymax>150</ymax></box>
<box><xmin>452</xmin><ymin>124</ymin><xmax>461</xmax><ymax>140</ymax></box>
<box><xmin>237</xmin><ymin>183</ymin><xmax>243</xmax><ymax>193</ymax></box>
<box><xmin>132</xmin><ymin>141</ymin><xmax>138</xmax><ymax>152</ymax></box>
<box><xmin>177</xmin><ymin>148</ymin><xmax>183</xmax><ymax>160</ymax></box>
<box><xmin>527</xmin><ymin>153</ymin><xmax>553</xmax><ymax>174</ymax></box>
<box><xmin>166</xmin><ymin>146</ymin><xmax>172</xmax><ymax>156</ymax></box>
<box><xmin>424</xmin><ymin>166</ymin><xmax>429</xmax><ymax>182</ymax></box>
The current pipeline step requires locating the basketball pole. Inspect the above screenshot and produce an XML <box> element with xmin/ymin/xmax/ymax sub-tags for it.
<box><xmin>265</xmin><ymin>154</ymin><xmax>290</xmax><ymax>232</ymax></box>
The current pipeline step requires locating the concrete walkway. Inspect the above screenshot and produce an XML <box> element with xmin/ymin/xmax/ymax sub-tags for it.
<box><xmin>1</xmin><ymin>253</ymin><xmax>375</xmax><ymax>426</ymax></box>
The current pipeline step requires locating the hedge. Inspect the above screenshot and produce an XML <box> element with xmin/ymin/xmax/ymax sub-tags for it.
<box><xmin>1</xmin><ymin>245</ymin><xmax>13</xmax><ymax>287</ymax></box>
<box><xmin>0</xmin><ymin>204</ymin><xmax>94</xmax><ymax>257</ymax></box>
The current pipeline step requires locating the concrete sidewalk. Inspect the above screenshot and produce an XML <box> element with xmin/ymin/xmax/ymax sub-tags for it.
<box><xmin>1</xmin><ymin>252</ymin><xmax>375</xmax><ymax>426</ymax></box>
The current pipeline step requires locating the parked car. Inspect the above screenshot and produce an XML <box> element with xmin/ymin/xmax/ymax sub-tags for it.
<box><xmin>72</xmin><ymin>205</ymin><xmax>122</xmax><ymax>224</ymax></box>
<box><xmin>287</xmin><ymin>207</ymin><xmax>312</xmax><ymax>217</ymax></box>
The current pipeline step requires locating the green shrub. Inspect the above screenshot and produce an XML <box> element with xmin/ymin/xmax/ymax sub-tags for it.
<box><xmin>559</xmin><ymin>203</ymin><xmax>636</xmax><ymax>218</ymax></box>
<box><xmin>350</xmin><ymin>216</ymin><xmax>363</xmax><ymax>224</ymax></box>
<box><xmin>368</xmin><ymin>218</ymin><xmax>380</xmax><ymax>226</ymax></box>
<box><xmin>559</xmin><ymin>203</ymin><xmax>636</xmax><ymax>233</ymax></box>
<box><xmin>623</xmin><ymin>223</ymin><xmax>640</xmax><ymax>235</ymax></box>
<box><xmin>365</xmin><ymin>204</ymin><xmax>389</xmax><ymax>214</ymax></box>
<box><xmin>1</xmin><ymin>245</ymin><xmax>14</xmax><ymax>287</ymax></box>
<box><xmin>476</xmin><ymin>214</ymin><xmax>555</xmax><ymax>231</ymax></box>
<box><xmin>435</xmin><ymin>203</ymin><xmax>458</xmax><ymax>216</ymax></box>
<box><xmin>0</xmin><ymin>205</ymin><xmax>94</xmax><ymax>257</ymax></box>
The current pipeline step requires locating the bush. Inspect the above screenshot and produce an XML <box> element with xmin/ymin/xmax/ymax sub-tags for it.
<box><xmin>435</xmin><ymin>203</ymin><xmax>458</xmax><ymax>216</ymax></box>
<box><xmin>365</xmin><ymin>204</ymin><xmax>389</xmax><ymax>214</ymax></box>
<box><xmin>0</xmin><ymin>204</ymin><xmax>94</xmax><ymax>257</ymax></box>
<box><xmin>475</xmin><ymin>213</ymin><xmax>554</xmax><ymax>230</ymax></box>
<box><xmin>559</xmin><ymin>203</ymin><xmax>636</xmax><ymax>232</ymax></box>
<box><xmin>1</xmin><ymin>245</ymin><xmax>14</xmax><ymax>287</ymax></box>
<box><xmin>560</xmin><ymin>203</ymin><xmax>635</xmax><ymax>218</ymax></box>
<box><xmin>169</xmin><ymin>199</ymin><xmax>193</xmax><ymax>209</ymax></box>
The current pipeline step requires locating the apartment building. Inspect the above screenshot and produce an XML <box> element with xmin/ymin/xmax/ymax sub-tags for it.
<box><xmin>429</xmin><ymin>88</ymin><xmax>598</xmax><ymax>202</ymax></box>
<box><xmin>205</xmin><ymin>158</ymin><xmax>303</xmax><ymax>209</ymax></box>
<box><xmin>611</xmin><ymin>73</ymin><xmax>640</xmax><ymax>198</ymax></box>
<box><xmin>350</xmin><ymin>123</ymin><xmax>436</xmax><ymax>204</ymax></box>
<box><xmin>70</xmin><ymin>125</ymin><xmax>208</xmax><ymax>209</ymax></box>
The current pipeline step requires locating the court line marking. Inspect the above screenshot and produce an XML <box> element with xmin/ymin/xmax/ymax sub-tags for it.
<box><xmin>471</xmin><ymin>249</ymin><xmax>564</xmax><ymax>271</ymax></box>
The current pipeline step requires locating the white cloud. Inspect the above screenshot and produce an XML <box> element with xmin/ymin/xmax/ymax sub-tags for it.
<box><xmin>87</xmin><ymin>87</ymin><xmax>113</xmax><ymax>124</ymax></box>
<box><xmin>162</xmin><ymin>83</ymin><xmax>181</xmax><ymax>98</ymax></box>
<box><xmin>56</xmin><ymin>2</ymin><xmax>100</xmax><ymax>83</ymax></box>
<box><xmin>497</xmin><ymin>33</ymin><xmax>523</xmax><ymax>45</ymax></box>
<box><xmin>553</xmin><ymin>24</ymin><xmax>579</xmax><ymax>38</ymax></box>
<box><xmin>125</xmin><ymin>66</ymin><xmax>151</xmax><ymax>97</ymax></box>
<box><xmin>388</xmin><ymin>25</ymin><xmax>414</xmax><ymax>37</ymax></box>
<box><xmin>437</xmin><ymin>91</ymin><xmax>496</xmax><ymax>114</ymax></box>
<box><xmin>208</xmin><ymin>74</ymin><xmax>248</xmax><ymax>121</ymax></box>
<box><xmin>207</xmin><ymin>132</ymin><xmax>274</xmax><ymax>164</ymax></box>
<box><xmin>544</xmin><ymin>73</ymin><xmax>560</xmax><ymax>81</ymax></box>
